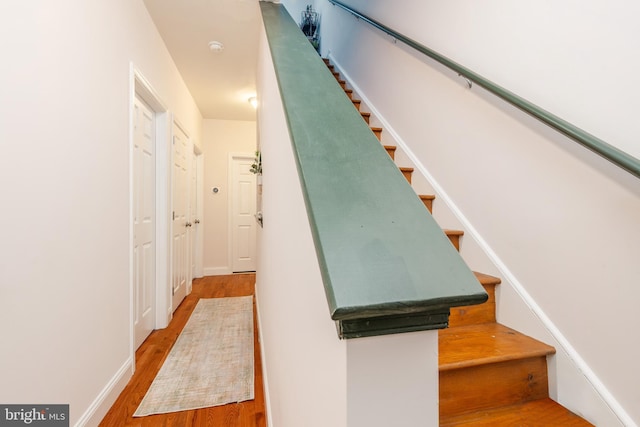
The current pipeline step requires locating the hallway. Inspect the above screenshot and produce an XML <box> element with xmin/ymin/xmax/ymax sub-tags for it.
<box><xmin>100</xmin><ymin>274</ymin><xmax>265</xmax><ymax>427</ymax></box>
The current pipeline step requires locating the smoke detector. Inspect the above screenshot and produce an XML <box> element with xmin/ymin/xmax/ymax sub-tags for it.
<box><xmin>208</xmin><ymin>41</ymin><xmax>224</xmax><ymax>53</ymax></box>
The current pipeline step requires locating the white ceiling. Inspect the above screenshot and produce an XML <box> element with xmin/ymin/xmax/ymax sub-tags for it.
<box><xmin>143</xmin><ymin>0</ymin><xmax>261</xmax><ymax>121</ymax></box>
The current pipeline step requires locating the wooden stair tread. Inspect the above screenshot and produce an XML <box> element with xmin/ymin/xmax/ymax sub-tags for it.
<box><xmin>444</xmin><ymin>229</ymin><xmax>463</xmax><ymax>250</ymax></box>
<box><xmin>399</xmin><ymin>167</ymin><xmax>414</xmax><ymax>183</ymax></box>
<box><xmin>325</xmin><ymin>53</ymin><xmax>590</xmax><ymax>427</ymax></box>
<box><xmin>384</xmin><ymin>145</ymin><xmax>395</xmax><ymax>159</ymax></box>
<box><xmin>419</xmin><ymin>194</ymin><xmax>435</xmax><ymax>213</ymax></box>
<box><xmin>440</xmin><ymin>398</ymin><xmax>594</xmax><ymax>426</ymax></box>
<box><xmin>473</xmin><ymin>271</ymin><xmax>502</xmax><ymax>287</ymax></box>
<box><xmin>372</xmin><ymin>127</ymin><xmax>383</xmax><ymax>141</ymax></box>
<box><xmin>439</xmin><ymin>323</ymin><xmax>556</xmax><ymax>371</ymax></box>
<box><xmin>448</xmin><ymin>272</ymin><xmax>500</xmax><ymax>328</ymax></box>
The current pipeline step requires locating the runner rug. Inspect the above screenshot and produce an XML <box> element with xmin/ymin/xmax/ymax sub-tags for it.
<box><xmin>134</xmin><ymin>296</ymin><xmax>255</xmax><ymax>416</ymax></box>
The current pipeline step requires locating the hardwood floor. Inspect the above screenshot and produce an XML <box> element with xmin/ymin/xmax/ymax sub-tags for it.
<box><xmin>100</xmin><ymin>273</ymin><xmax>266</xmax><ymax>427</ymax></box>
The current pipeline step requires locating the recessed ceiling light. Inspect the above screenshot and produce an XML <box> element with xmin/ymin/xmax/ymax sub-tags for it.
<box><xmin>208</xmin><ymin>41</ymin><xmax>224</xmax><ymax>53</ymax></box>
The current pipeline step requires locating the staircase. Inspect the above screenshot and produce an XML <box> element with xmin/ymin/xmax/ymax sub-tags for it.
<box><xmin>323</xmin><ymin>58</ymin><xmax>594</xmax><ymax>426</ymax></box>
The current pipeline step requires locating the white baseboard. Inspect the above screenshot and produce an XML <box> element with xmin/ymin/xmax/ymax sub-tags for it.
<box><xmin>254</xmin><ymin>284</ymin><xmax>273</xmax><ymax>427</ymax></box>
<box><xmin>75</xmin><ymin>357</ymin><xmax>133</xmax><ymax>427</ymax></box>
<box><xmin>327</xmin><ymin>53</ymin><xmax>635</xmax><ymax>427</ymax></box>
<box><xmin>203</xmin><ymin>267</ymin><xmax>232</xmax><ymax>276</ymax></box>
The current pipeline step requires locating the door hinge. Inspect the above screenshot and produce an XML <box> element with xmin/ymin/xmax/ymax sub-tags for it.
<box><xmin>173</xmin><ymin>211</ymin><xmax>175</xmax><ymax>220</ymax></box>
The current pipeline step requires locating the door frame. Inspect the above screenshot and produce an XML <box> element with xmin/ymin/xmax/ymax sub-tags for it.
<box><xmin>129</xmin><ymin>66</ymin><xmax>172</xmax><ymax>370</ymax></box>
<box><xmin>192</xmin><ymin>145</ymin><xmax>204</xmax><ymax>280</ymax></box>
<box><xmin>228</xmin><ymin>152</ymin><xmax>257</xmax><ymax>272</ymax></box>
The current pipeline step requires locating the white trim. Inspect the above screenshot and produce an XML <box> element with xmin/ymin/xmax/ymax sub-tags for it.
<box><xmin>74</xmin><ymin>357</ymin><xmax>133</xmax><ymax>427</ymax></box>
<box><xmin>132</xmin><ymin>68</ymin><xmax>167</xmax><ymax>112</ymax></box>
<box><xmin>194</xmin><ymin>149</ymin><xmax>205</xmax><ymax>278</ymax></box>
<box><xmin>228</xmin><ymin>152</ymin><xmax>256</xmax><ymax>273</ymax></box>
<box><xmin>128</xmin><ymin>65</ymin><xmax>136</xmax><ymax>380</ymax></box>
<box><xmin>327</xmin><ymin>53</ymin><xmax>635</xmax><ymax>427</ymax></box>
<box><xmin>186</xmin><ymin>144</ymin><xmax>196</xmax><ymax>294</ymax></box>
<box><xmin>203</xmin><ymin>266</ymin><xmax>232</xmax><ymax>276</ymax></box>
<box><xmin>155</xmin><ymin>112</ymin><xmax>171</xmax><ymax>330</ymax></box>
<box><xmin>255</xmin><ymin>284</ymin><xmax>273</xmax><ymax>427</ymax></box>
<box><xmin>172</xmin><ymin>117</ymin><xmax>191</xmax><ymax>140</ymax></box>
<box><xmin>131</xmin><ymin>64</ymin><xmax>172</xmax><ymax>337</ymax></box>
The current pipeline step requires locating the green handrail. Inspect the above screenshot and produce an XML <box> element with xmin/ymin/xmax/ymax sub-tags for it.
<box><xmin>260</xmin><ymin>2</ymin><xmax>487</xmax><ymax>339</ymax></box>
<box><xmin>328</xmin><ymin>0</ymin><xmax>640</xmax><ymax>179</ymax></box>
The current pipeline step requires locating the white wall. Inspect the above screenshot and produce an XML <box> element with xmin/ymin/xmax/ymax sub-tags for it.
<box><xmin>0</xmin><ymin>1</ymin><xmax>202</xmax><ymax>425</ymax></box>
<box><xmin>346</xmin><ymin>332</ymin><xmax>439</xmax><ymax>427</ymax></box>
<box><xmin>202</xmin><ymin>119</ymin><xmax>256</xmax><ymax>275</ymax></box>
<box><xmin>257</xmin><ymin>9</ymin><xmax>441</xmax><ymax>425</ymax></box>
<box><xmin>255</xmin><ymin>22</ymin><xmax>348</xmax><ymax>427</ymax></box>
<box><xmin>322</xmin><ymin>0</ymin><xmax>640</xmax><ymax>159</ymax></box>
<box><xmin>320</xmin><ymin>1</ymin><xmax>640</xmax><ymax>426</ymax></box>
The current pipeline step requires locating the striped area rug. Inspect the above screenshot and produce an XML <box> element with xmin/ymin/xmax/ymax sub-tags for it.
<box><xmin>134</xmin><ymin>296</ymin><xmax>254</xmax><ymax>416</ymax></box>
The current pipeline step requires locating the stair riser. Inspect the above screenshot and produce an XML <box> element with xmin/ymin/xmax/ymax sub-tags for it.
<box><xmin>400</xmin><ymin>168</ymin><xmax>412</xmax><ymax>184</ymax></box>
<box><xmin>419</xmin><ymin>196</ymin><xmax>434</xmax><ymax>214</ymax></box>
<box><xmin>448</xmin><ymin>284</ymin><xmax>497</xmax><ymax>328</ymax></box>
<box><xmin>322</xmin><ymin>56</ymin><xmax>590</xmax><ymax>427</ymax></box>
<box><xmin>440</xmin><ymin>357</ymin><xmax>549</xmax><ymax>418</ymax></box>
<box><xmin>385</xmin><ymin>146</ymin><xmax>395</xmax><ymax>159</ymax></box>
<box><xmin>447</xmin><ymin>233</ymin><xmax>461</xmax><ymax>251</ymax></box>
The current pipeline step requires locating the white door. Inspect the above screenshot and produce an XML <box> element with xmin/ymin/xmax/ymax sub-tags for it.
<box><xmin>172</xmin><ymin>123</ymin><xmax>189</xmax><ymax>312</ymax></box>
<box><xmin>190</xmin><ymin>150</ymin><xmax>198</xmax><ymax>284</ymax></box>
<box><xmin>133</xmin><ymin>96</ymin><xmax>155</xmax><ymax>348</ymax></box>
<box><xmin>231</xmin><ymin>155</ymin><xmax>257</xmax><ymax>272</ymax></box>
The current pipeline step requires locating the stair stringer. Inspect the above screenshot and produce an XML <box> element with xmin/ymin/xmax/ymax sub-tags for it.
<box><xmin>327</xmin><ymin>54</ymin><xmax>629</xmax><ymax>427</ymax></box>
